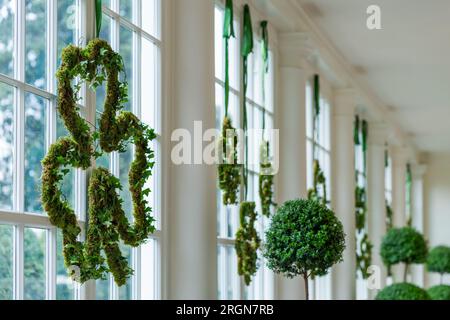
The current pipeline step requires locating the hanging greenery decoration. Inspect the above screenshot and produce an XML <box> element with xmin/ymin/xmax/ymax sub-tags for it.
<box><xmin>406</xmin><ymin>163</ymin><xmax>413</xmax><ymax>226</ymax></box>
<box><xmin>218</xmin><ymin>0</ymin><xmax>241</xmax><ymax>205</ymax></box>
<box><xmin>307</xmin><ymin>75</ymin><xmax>328</xmax><ymax>206</ymax></box>
<box><xmin>235</xmin><ymin>5</ymin><xmax>259</xmax><ymax>286</ymax></box>
<box><xmin>235</xmin><ymin>202</ymin><xmax>261</xmax><ymax>285</ymax></box>
<box><xmin>356</xmin><ymin>234</ymin><xmax>374</xmax><ymax>279</ymax></box>
<box><xmin>41</xmin><ymin>39</ymin><xmax>156</xmax><ymax>286</ymax></box>
<box><xmin>354</xmin><ymin>117</ymin><xmax>373</xmax><ymax>279</ymax></box>
<box><xmin>307</xmin><ymin>160</ymin><xmax>327</xmax><ymax>206</ymax></box>
<box><xmin>258</xmin><ymin>21</ymin><xmax>275</xmax><ymax>217</ymax></box>
<box><xmin>386</xmin><ymin>200</ymin><xmax>394</xmax><ymax>230</ymax></box>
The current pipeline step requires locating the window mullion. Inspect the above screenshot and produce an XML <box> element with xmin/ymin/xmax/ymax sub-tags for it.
<box><xmin>14</xmin><ymin>224</ymin><xmax>24</xmax><ymax>300</ymax></box>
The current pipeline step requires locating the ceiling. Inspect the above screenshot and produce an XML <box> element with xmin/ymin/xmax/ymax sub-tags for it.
<box><xmin>298</xmin><ymin>0</ymin><xmax>450</xmax><ymax>153</ymax></box>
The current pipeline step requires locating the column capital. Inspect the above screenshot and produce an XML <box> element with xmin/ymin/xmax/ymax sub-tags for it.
<box><xmin>391</xmin><ymin>146</ymin><xmax>410</xmax><ymax>167</ymax></box>
<box><xmin>411</xmin><ymin>164</ymin><xmax>427</xmax><ymax>180</ymax></box>
<box><xmin>334</xmin><ymin>88</ymin><xmax>356</xmax><ymax>116</ymax></box>
<box><xmin>279</xmin><ymin>32</ymin><xmax>314</xmax><ymax>69</ymax></box>
<box><xmin>368</xmin><ymin>123</ymin><xmax>389</xmax><ymax>146</ymax></box>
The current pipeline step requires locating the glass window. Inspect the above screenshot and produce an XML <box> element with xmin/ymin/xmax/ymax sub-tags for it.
<box><xmin>215</xmin><ymin>4</ymin><xmax>275</xmax><ymax>300</ymax></box>
<box><xmin>0</xmin><ymin>0</ymin><xmax>162</xmax><ymax>300</ymax></box>
<box><xmin>306</xmin><ymin>80</ymin><xmax>332</xmax><ymax>300</ymax></box>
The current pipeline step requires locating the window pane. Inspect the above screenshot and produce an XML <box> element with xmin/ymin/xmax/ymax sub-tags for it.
<box><xmin>24</xmin><ymin>93</ymin><xmax>47</xmax><ymax>214</ymax></box>
<box><xmin>56</xmin><ymin>230</ymin><xmax>74</xmax><ymax>300</ymax></box>
<box><xmin>119</xmin><ymin>0</ymin><xmax>132</xmax><ymax>21</ymax></box>
<box><xmin>140</xmin><ymin>239</ymin><xmax>156</xmax><ymax>300</ymax></box>
<box><xmin>57</xmin><ymin>0</ymin><xmax>76</xmax><ymax>69</ymax></box>
<box><xmin>214</xmin><ymin>7</ymin><xmax>224</xmax><ymax>81</ymax></box>
<box><xmin>142</xmin><ymin>0</ymin><xmax>159</xmax><ymax>38</ymax></box>
<box><xmin>96</xmin><ymin>276</ymin><xmax>110</xmax><ymax>300</ymax></box>
<box><xmin>25</xmin><ymin>0</ymin><xmax>47</xmax><ymax>89</ymax></box>
<box><xmin>24</xmin><ymin>228</ymin><xmax>46</xmax><ymax>300</ymax></box>
<box><xmin>0</xmin><ymin>82</ymin><xmax>14</xmax><ymax>210</ymax></box>
<box><xmin>119</xmin><ymin>25</ymin><xmax>133</xmax><ymax>112</ymax></box>
<box><xmin>141</xmin><ymin>37</ymin><xmax>158</xmax><ymax>130</ymax></box>
<box><xmin>0</xmin><ymin>225</ymin><xmax>13</xmax><ymax>300</ymax></box>
<box><xmin>0</xmin><ymin>0</ymin><xmax>14</xmax><ymax>77</ymax></box>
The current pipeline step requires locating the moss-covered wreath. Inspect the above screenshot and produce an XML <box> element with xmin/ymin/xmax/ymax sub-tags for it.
<box><xmin>218</xmin><ymin>117</ymin><xmax>241</xmax><ymax>205</ymax></box>
<box><xmin>259</xmin><ymin>140</ymin><xmax>275</xmax><ymax>217</ymax></box>
<box><xmin>42</xmin><ymin>39</ymin><xmax>156</xmax><ymax>286</ymax></box>
<box><xmin>235</xmin><ymin>202</ymin><xmax>261</xmax><ymax>285</ymax></box>
<box><xmin>307</xmin><ymin>159</ymin><xmax>328</xmax><ymax>205</ymax></box>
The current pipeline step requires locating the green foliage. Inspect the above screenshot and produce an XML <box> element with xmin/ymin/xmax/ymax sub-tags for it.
<box><xmin>307</xmin><ymin>160</ymin><xmax>327</xmax><ymax>206</ymax></box>
<box><xmin>264</xmin><ymin>199</ymin><xmax>345</xmax><ymax>279</ymax></box>
<box><xmin>235</xmin><ymin>202</ymin><xmax>261</xmax><ymax>285</ymax></box>
<box><xmin>376</xmin><ymin>283</ymin><xmax>430</xmax><ymax>300</ymax></box>
<box><xmin>427</xmin><ymin>246</ymin><xmax>450</xmax><ymax>276</ymax></box>
<box><xmin>259</xmin><ymin>140</ymin><xmax>275</xmax><ymax>217</ymax></box>
<box><xmin>218</xmin><ymin>117</ymin><xmax>241</xmax><ymax>205</ymax></box>
<box><xmin>356</xmin><ymin>234</ymin><xmax>373</xmax><ymax>279</ymax></box>
<box><xmin>41</xmin><ymin>39</ymin><xmax>156</xmax><ymax>286</ymax></box>
<box><xmin>381</xmin><ymin>227</ymin><xmax>428</xmax><ymax>268</ymax></box>
<box><xmin>428</xmin><ymin>285</ymin><xmax>450</xmax><ymax>300</ymax></box>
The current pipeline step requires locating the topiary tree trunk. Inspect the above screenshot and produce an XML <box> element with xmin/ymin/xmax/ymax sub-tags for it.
<box><xmin>404</xmin><ymin>263</ymin><xmax>409</xmax><ymax>282</ymax></box>
<box><xmin>303</xmin><ymin>273</ymin><xmax>309</xmax><ymax>301</ymax></box>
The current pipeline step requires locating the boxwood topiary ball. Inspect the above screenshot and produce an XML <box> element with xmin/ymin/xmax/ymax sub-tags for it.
<box><xmin>376</xmin><ymin>283</ymin><xmax>430</xmax><ymax>300</ymax></box>
<box><xmin>264</xmin><ymin>199</ymin><xmax>346</xmax><ymax>278</ymax></box>
<box><xmin>380</xmin><ymin>227</ymin><xmax>428</xmax><ymax>267</ymax></box>
<box><xmin>428</xmin><ymin>285</ymin><xmax>450</xmax><ymax>300</ymax></box>
<box><xmin>427</xmin><ymin>246</ymin><xmax>450</xmax><ymax>275</ymax></box>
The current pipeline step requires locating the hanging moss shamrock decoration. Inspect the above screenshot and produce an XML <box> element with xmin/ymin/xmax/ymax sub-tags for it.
<box><xmin>235</xmin><ymin>202</ymin><xmax>261</xmax><ymax>285</ymax></box>
<box><xmin>218</xmin><ymin>117</ymin><xmax>241</xmax><ymax>205</ymax></box>
<box><xmin>356</xmin><ymin>234</ymin><xmax>373</xmax><ymax>279</ymax></box>
<box><xmin>42</xmin><ymin>39</ymin><xmax>156</xmax><ymax>286</ymax></box>
<box><xmin>218</xmin><ymin>0</ymin><xmax>241</xmax><ymax>205</ymax></box>
<box><xmin>259</xmin><ymin>141</ymin><xmax>275</xmax><ymax>217</ymax></box>
<box><xmin>307</xmin><ymin>160</ymin><xmax>327</xmax><ymax>205</ymax></box>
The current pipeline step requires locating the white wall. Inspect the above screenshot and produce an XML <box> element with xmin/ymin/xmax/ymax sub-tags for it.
<box><xmin>424</xmin><ymin>153</ymin><xmax>450</xmax><ymax>287</ymax></box>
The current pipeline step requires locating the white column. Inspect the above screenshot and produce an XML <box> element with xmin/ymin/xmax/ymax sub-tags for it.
<box><xmin>275</xmin><ymin>33</ymin><xmax>311</xmax><ymax>300</ymax></box>
<box><xmin>167</xmin><ymin>0</ymin><xmax>217</xmax><ymax>299</ymax></box>
<box><xmin>411</xmin><ymin>165</ymin><xmax>427</xmax><ymax>287</ymax></box>
<box><xmin>367</xmin><ymin>124</ymin><xmax>388</xmax><ymax>299</ymax></box>
<box><xmin>332</xmin><ymin>89</ymin><xmax>356</xmax><ymax>300</ymax></box>
<box><xmin>390</xmin><ymin>146</ymin><xmax>409</xmax><ymax>282</ymax></box>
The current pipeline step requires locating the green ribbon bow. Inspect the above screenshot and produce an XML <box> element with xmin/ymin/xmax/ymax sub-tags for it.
<box><xmin>95</xmin><ymin>0</ymin><xmax>102</xmax><ymax>38</ymax></box>
<box><xmin>223</xmin><ymin>0</ymin><xmax>235</xmax><ymax>117</ymax></box>
<box><xmin>242</xmin><ymin>4</ymin><xmax>253</xmax><ymax>200</ymax></box>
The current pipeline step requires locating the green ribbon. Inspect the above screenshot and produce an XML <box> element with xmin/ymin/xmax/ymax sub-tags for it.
<box><xmin>242</xmin><ymin>4</ymin><xmax>253</xmax><ymax>200</ymax></box>
<box><xmin>95</xmin><ymin>0</ymin><xmax>102</xmax><ymax>38</ymax></box>
<box><xmin>362</xmin><ymin>120</ymin><xmax>368</xmax><ymax>171</ymax></box>
<box><xmin>406</xmin><ymin>163</ymin><xmax>412</xmax><ymax>226</ymax></box>
<box><xmin>354</xmin><ymin>115</ymin><xmax>360</xmax><ymax>145</ymax></box>
<box><xmin>223</xmin><ymin>0</ymin><xmax>235</xmax><ymax>117</ymax></box>
<box><xmin>385</xmin><ymin>144</ymin><xmax>389</xmax><ymax>168</ymax></box>
<box><xmin>261</xmin><ymin>21</ymin><xmax>269</xmax><ymax>137</ymax></box>
<box><xmin>313</xmin><ymin>74</ymin><xmax>320</xmax><ymax>120</ymax></box>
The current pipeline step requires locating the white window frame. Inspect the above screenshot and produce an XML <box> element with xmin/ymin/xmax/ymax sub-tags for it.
<box><xmin>215</xmin><ymin>0</ymin><xmax>275</xmax><ymax>300</ymax></box>
<box><xmin>305</xmin><ymin>78</ymin><xmax>332</xmax><ymax>300</ymax></box>
<box><xmin>0</xmin><ymin>0</ymin><xmax>163</xmax><ymax>300</ymax></box>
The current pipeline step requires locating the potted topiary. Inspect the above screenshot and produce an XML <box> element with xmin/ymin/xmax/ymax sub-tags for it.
<box><xmin>427</xmin><ymin>285</ymin><xmax>450</xmax><ymax>300</ymax></box>
<box><xmin>264</xmin><ymin>199</ymin><xmax>346</xmax><ymax>300</ymax></box>
<box><xmin>376</xmin><ymin>283</ymin><xmax>430</xmax><ymax>300</ymax></box>
<box><xmin>427</xmin><ymin>245</ymin><xmax>450</xmax><ymax>284</ymax></box>
<box><xmin>380</xmin><ymin>227</ymin><xmax>428</xmax><ymax>282</ymax></box>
